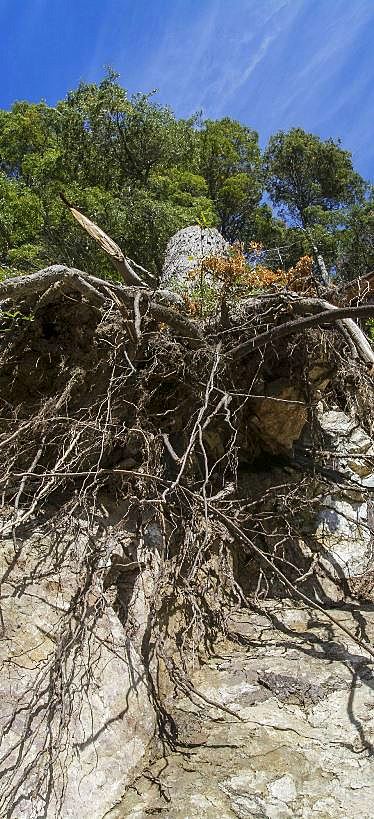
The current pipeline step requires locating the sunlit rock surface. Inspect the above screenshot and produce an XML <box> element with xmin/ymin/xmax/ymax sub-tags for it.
<box><xmin>314</xmin><ymin>409</ymin><xmax>374</xmax><ymax>583</ymax></box>
<box><xmin>162</xmin><ymin>225</ymin><xmax>229</xmax><ymax>288</ymax></box>
<box><xmin>0</xmin><ymin>523</ymin><xmax>157</xmax><ymax>819</ymax></box>
<box><xmin>108</xmin><ymin>602</ymin><xmax>374</xmax><ymax>819</ymax></box>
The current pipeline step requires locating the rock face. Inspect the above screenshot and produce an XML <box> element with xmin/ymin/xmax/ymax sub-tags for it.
<box><xmin>313</xmin><ymin>408</ymin><xmax>374</xmax><ymax>586</ymax></box>
<box><xmin>162</xmin><ymin>225</ymin><xmax>229</xmax><ymax>287</ymax></box>
<box><xmin>249</xmin><ymin>379</ymin><xmax>308</xmax><ymax>453</ymax></box>
<box><xmin>107</xmin><ymin>602</ymin><xmax>374</xmax><ymax>819</ymax></box>
<box><xmin>0</xmin><ymin>519</ymin><xmax>157</xmax><ymax>819</ymax></box>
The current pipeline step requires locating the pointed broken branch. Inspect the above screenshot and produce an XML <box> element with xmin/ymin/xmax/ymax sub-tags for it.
<box><xmin>59</xmin><ymin>193</ymin><xmax>157</xmax><ymax>288</ymax></box>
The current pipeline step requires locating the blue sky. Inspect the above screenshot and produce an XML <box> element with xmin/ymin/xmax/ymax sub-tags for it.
<box><xmin>1</xmin><ymin>0</ymin><xmax>373</xmax><ymax>179</ymax></box>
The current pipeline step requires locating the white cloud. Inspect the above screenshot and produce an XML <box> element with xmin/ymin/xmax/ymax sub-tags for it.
<box><xmin>85</xmin><ymin>0</ymin><xmax>374</xmax><ymax>178</ymax></box>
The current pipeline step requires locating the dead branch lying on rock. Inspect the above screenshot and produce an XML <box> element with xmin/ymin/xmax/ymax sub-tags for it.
<box><xmin>2</xmin><ymin>267</ymin><xmax>374</xmax><ymax>363</ymax></box>
<box><xmin>0</xmin><ymin>266</ymin><xmax>205</xmax><ymax>345</ymax></box>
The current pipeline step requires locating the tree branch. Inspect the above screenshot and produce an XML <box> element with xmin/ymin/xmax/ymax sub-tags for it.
<box><xmin>0</xmin><ymin>266</ymin><xmax>205</xmax><ymax>345</ymax></box>
<box><xmin>59</xmin><ymin>193</ymin><xmax>157</xmax><ymax>288</ymax></box>
<box><xmin>227</xmin><ymin>301</ymin><xmax>374</xmax><ymax>362</ymax></box>
<box><xmin>338</xmin><ymin>270</ymin><xmax>374</xmax><ymax>303</ymax></box>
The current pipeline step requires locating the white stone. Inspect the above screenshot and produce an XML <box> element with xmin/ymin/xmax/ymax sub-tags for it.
<box><xmin>319</xmin><ymin>410</ymin><xmax>354</xmax><ymax>437</ymax></box>
<box><xmin>267</xmin><ymin>775</ymin><xmax>297</xmax><ymax>803</ymax></box>
<box><xmin>313</xmin><ymin>408</ymin><xmax>374</xmax><ymax>581</ymax></box>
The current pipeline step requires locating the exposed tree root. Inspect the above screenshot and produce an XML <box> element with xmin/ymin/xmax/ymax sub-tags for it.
<box><xmin>0</xmin><ymin>267</ymin><xmax>373</xmax><ymax>815</ymax></box>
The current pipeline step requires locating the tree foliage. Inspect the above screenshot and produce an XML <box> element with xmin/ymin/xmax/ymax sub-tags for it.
<box><xmin>0</xmin><ymin>71</ymin><xmax>372</xmax><ymax>283</ymax></box>
<box><xmin>336</xmin><ymin>197</ymin><xmax>374</xmax><ymax>281</ymax></box>
<box><xmin>263</xmin><ymin>127</ymin><xmax>366</xmax><ymax>226</ymax></box>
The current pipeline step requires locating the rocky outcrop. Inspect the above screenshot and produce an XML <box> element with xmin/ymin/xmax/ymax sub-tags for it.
<box><xmin>1</xmin><ymin>228</ymin><xmax>374</xmax><ymax>818</ymax></box>
<box><xmin>313</xmin><ymin>408</ymin><xmax>374</xmax><ymax>589</ymax></box>
<box><xmin>107</xmin><ymin>602</ymin><xmax>374</xmax><ymax>819</ymax></box>
<box><xmin>0</xmin><ymin>518</ymin><xmax>158</xmax><ymax>819</ymax></box>
<box><xmin>249</xmin><ymin>379</ymin><xmax>308</xmax><ymax>453</ymax></box>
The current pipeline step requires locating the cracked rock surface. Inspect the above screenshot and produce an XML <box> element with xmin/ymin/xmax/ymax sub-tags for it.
<box><xmin>109</xmin><ymin>602</ymin><xmax>374</xmax><ymax>819</ymax></box>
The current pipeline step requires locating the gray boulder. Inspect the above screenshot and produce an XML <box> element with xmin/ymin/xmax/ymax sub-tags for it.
<box><xmin>162</xmin><ymin>225</ymin><xmax>229</xmax><ymax>288</ymax></box>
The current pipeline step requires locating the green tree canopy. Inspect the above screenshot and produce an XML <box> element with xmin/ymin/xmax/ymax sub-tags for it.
<box><xmin>264</xmin><ymin>128</ymin><xmax>366</xmax><ymax>227</ymax></box>
<box><xmin>198</xmin><ymin>117</ymin><xmax>263</xmax><ymax>241</ymax></box>
<box><xmin>0</xmin><ymin>73</ymin><xmax>210</xmax><ymax>277</ymax></box>
<box><xmin>336</xmin><ymin>197</ymin><xmax>374</xmax><ymax>281</ymax></box>
<box><xmin>0</xmin><ymin>72</ymin><xmax>371</xmax><ymax>284</ymax></box>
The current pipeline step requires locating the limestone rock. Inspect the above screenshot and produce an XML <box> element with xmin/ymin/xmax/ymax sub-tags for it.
<box><xmin>162</xmin><ymin>225</ymin><xmax>229</xmax><ymax>288</ymax></box>
<box><xmin>0</xmin><ymin>523</ymin><xmax>156</xmax><ymax>819</ymax></box>
<box><xmin>313</xmin><ymin>408</ymin><xmax>374</xmax><ymax>584</ymax></box>
<box><xmin>108</xmin><ymin>602</ymin><xmax>374</xmax><ymax>819</ymax></box>
<box><xmin>250</xmin><ymin>380</ymin><xmax>308</xmax><ymax>453</ymax></box>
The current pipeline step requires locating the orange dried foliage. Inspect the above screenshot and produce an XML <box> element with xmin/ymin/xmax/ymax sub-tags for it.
<box><xmin>286</xmin><ymin>255</ymin><xmax>314</xmax><ymax>293</ymax></box>
<box><xmin>184</xmin><ymin>246</ymin><xmax>316</xmax><ymax>313</ymax></box>
<box><xmin>199</xmin><ymin>242</ymin><xmax>286</xmax><ymax>289</ymax></box>
<box><xmin>182</xmin><ymin>295</ymin><xmax>200</xmax><ymax>316</ymax></box>
<box><xmin>249</xmin><ymin>265</ymin><xmax>287</xmax><ymax>288</ymax></box>
<box><xmin>248</xmin><ymin>241</ymin><xmax>264</xmax><ymax>253</ymax></box>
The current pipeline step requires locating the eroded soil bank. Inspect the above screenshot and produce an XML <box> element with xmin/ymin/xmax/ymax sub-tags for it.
<box><xmin>0</xmin><ymin>255</ymin><xmax>373</xmax><ymax>818</ymax></box>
